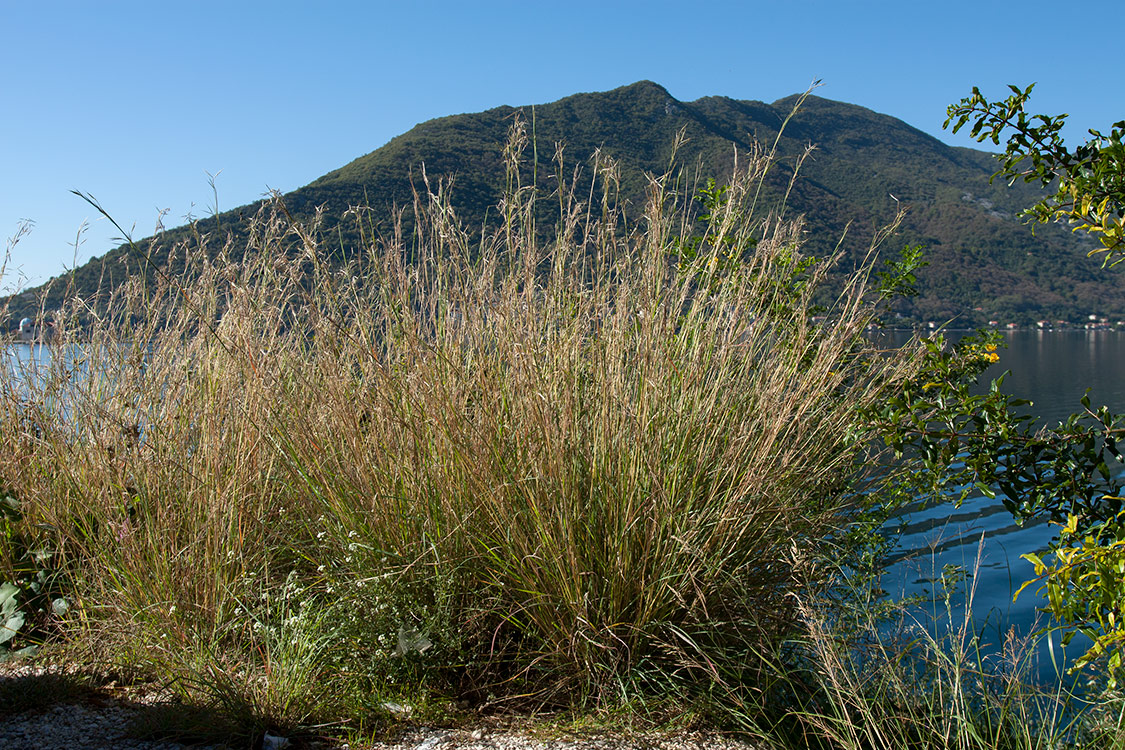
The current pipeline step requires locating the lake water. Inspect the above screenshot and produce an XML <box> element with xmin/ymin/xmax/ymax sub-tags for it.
<box><xmin>881</xmin><ymin>330</ymin><xmax>1125</xmax><ymax>683</ymax></box>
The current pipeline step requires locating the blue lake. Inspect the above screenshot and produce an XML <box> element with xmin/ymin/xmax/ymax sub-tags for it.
<box><xmin>881</xmin><ymin>330</ymin><xmax>1125</xmax><ymax>683</ymax></box>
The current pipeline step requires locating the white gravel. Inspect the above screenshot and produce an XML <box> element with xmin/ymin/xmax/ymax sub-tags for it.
<box><xmin>358</xmin><ymin>727</ymin><xmax>762</xmax><ymax>750</ymax></box>
<box><xmin>0</xmin><ymin>700</ymin><xmax>228</xmax><ymax>750</ymax></box>
<box><xmin>0</xmin><ymin>703</ymin><xmax>764</xmax><ymax>750</ymax></box>
<box><xmin>0</xmin><ymin>665</ymin><xmax>762</xmax><ymax>750</ymax></box>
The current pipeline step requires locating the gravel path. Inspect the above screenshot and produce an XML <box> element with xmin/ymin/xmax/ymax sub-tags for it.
<box><xmin>0</xmin><ymin>712</ymin><xmax>764</xmax><ymax>750</ymax></box>
<box><xmin>0</xmin><ymin>665</ymin><xmax>762</xmax><ymax>750</ymax></box>
<box><xmin>0</xmin><ymin>700</ymin><xmax>227</xmax><ymax>750</ymax></box>
<box><xmin>0</xmin><ymin>705</ymin><xmax>764</xmax><ymax>750</ymax></box>
<box><xmin>357</xmin><ymin>727</ymin><xmax>763</xmax><ymax>750</ymax></box>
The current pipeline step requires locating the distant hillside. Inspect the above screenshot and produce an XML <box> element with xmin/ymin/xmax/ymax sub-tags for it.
<box><xmin>11</xmin><ymin>81</ymin><xmax>1122</xmax><ymax>326</ymax></box>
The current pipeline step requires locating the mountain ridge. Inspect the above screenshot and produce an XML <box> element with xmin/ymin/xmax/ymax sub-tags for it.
<box><xmin>10</xmin><ymin>81</ymin><xmax>1122</xmax><ymax>327</ymax></box>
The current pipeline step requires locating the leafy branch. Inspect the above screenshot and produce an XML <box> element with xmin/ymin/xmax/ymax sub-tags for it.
<box><xmin>945</xmin><ymin>83</ymin><xmax>1125</xmax><ymax>264</ymax></box>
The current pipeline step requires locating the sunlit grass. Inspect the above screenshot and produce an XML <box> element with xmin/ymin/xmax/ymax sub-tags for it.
<box><xmin>1</xmin><ymin>116</ymin><xmax>1114</xmax><ymax>747</ymax></box>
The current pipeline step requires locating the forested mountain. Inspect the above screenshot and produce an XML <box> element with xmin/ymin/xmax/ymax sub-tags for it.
<box><xmin>11</xmin><ymin>80</ymin><xmax>1122</xmax><ymax>326</ymax></box>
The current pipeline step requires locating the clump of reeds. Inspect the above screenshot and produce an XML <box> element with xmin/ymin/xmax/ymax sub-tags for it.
<box><xmin>755</xmin><ymin>544</ymin><xmax>1118</xmax><ymax>750</ymax></box>
<box><xmin>0</xmin><ymin>118</ymin><xmax>994</xmax><ymax>740</ymax></box>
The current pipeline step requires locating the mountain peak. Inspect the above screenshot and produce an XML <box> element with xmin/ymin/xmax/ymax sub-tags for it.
<box><xmin>616</xmin><ymin>79</ymin><xmax>673</xmax><ymax>97</ymax></box>
<box><xmin>11</xmin><ymin>83</ymin><xmax>1121</xmax><ymax>327</ymax></box>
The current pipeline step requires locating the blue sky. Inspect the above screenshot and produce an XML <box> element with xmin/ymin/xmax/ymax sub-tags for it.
<box><xmin>3</xmin><ymin>0</ymin><xmax>1122</xmax><ymax>289</ymax></box>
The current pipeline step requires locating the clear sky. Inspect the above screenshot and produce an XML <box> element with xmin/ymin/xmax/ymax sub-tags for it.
<box><xmin>3</xmin><ymin>0</ymin><xmax>1122</xmax><ymax>290</ymax></box>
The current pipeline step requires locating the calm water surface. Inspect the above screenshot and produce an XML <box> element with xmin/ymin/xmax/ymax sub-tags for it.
<box><xmin>882</xmin><ymin>330</ymin><xmax>1125</xmax><ymax>683</ymax></box>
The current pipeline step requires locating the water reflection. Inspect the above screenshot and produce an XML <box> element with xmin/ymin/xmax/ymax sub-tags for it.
<box><xmin>882</xmin><ymin>330</ymin><xmax>1125</xmax><ymax>683</ymax></box>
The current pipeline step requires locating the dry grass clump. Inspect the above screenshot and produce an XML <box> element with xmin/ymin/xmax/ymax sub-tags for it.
<box><xmin>0</xmin><ymin>123</ymin><xmax>927</xmax><ymax>737</ymax></box>
<box><xmin>763</xmin><ymin>559</ymin><xmax>1103</xmax><ymax>750</ymax></box>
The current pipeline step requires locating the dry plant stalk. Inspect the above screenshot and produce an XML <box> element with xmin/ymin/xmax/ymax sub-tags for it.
<box><xmin>0</xmin><ymin>125</ymin><xmax>925</xmax><ymax>721</ymax></box>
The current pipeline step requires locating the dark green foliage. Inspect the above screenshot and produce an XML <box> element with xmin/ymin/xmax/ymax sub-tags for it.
<box><xmin>876</xmin><ymin>243</ymin><xmax>927</xmax><ymax>300</ymax></box>
<box><xmin>869</xmin><ymin>331</ymin><xmax>1125</xmax><ymax>526</ymax></box>
<box><xmin>920</xmin><ymin>86</ymin><xmax>1125</xmax><ymax>680</ymax></box>
<box><xmin>865</xmin><ymin>320</ymin><xmax>1125</xmax><ymax>678</ymax></box>
<box><xmin>946</xmin><ymin>83</ymin><xmax>1125</xmax><ymax>264</ymax></box>
<box><xmin>0</xmin><ymin>490</ymin><xmax>67</xmax><ymax>660</ymax></box>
